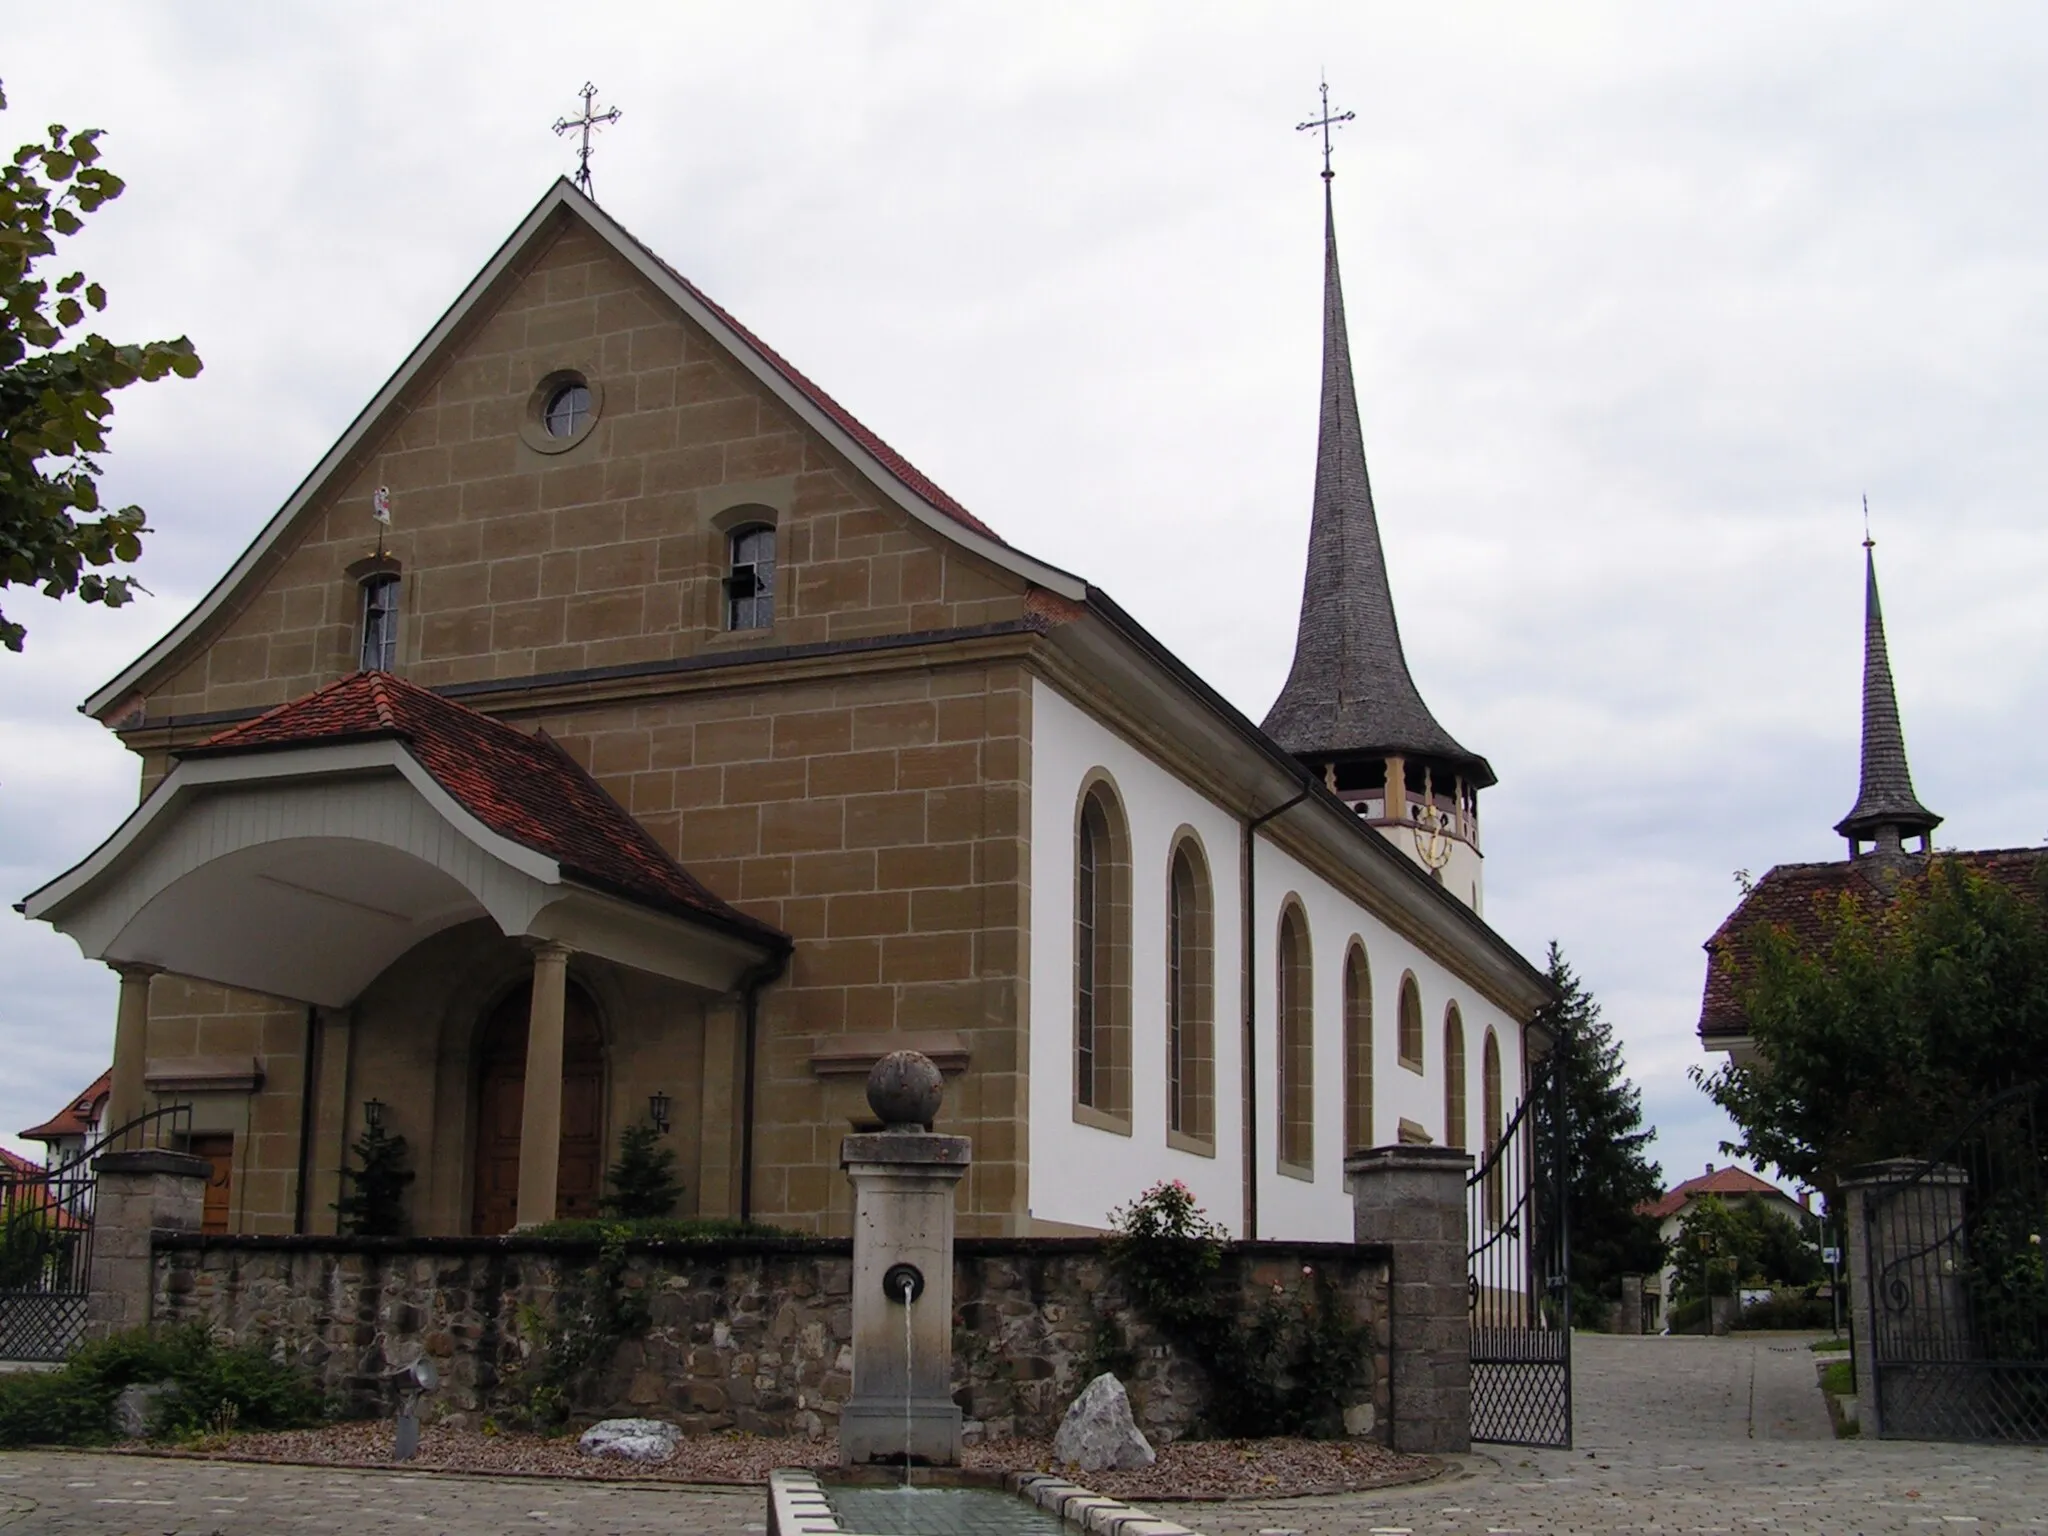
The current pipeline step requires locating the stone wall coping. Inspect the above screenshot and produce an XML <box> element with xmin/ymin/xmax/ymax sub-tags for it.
<box><xmin>1345</xmin><ymin>1145</ymin><xmax>1476</xmax><ymax>1175</ymax></box>
<box><xmin>95</xmin><ymin>1149</ymin><xmax>213</xmax><ymax>1178</ymax></box>
<box><xmin>152</xmin><ymin>1230</ymin><xmax>1392</xmax><ymax>1262</ymax></box>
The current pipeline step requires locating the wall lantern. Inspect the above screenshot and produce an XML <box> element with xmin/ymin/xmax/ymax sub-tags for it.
<box><xmin>648</xmin><ymin>1091</ymin><xmax>671</xmax><ymax>1136</ymax></box>
<box><xmin>363</xmin><ymin>1098</ymin><xmax>386</xmax><ymax>1132</ymax></box>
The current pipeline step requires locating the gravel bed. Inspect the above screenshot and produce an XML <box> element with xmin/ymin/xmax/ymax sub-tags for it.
<box><xmin>116</xmin><ymin>1423</ymin><xmax>1437</xmax><ymax>1500</ymax></box>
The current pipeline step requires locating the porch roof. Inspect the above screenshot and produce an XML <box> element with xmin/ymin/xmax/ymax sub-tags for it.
<box><xmin>21</xmin><ymin>674</ymin><xmax>788</xmax><ymax>1007</ymax></box>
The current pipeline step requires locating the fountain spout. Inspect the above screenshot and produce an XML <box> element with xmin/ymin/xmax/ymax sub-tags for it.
<box><xmin>839</xmin><ymin>1050</ymin><xmax>971</xmax><ymax>1467</ymax></box>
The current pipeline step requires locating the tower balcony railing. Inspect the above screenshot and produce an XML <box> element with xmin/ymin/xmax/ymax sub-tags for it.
<box><xmin>1338</xmin><ymin>793</ymin><xmax>1481</xmax><ymax>854</ymax></box>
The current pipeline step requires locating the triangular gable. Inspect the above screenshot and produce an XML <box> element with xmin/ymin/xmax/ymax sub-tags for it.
<box><xmin>87</xmin><ymin>178</ymin><xmax>1082</xmax><ymax>719</ymax></box>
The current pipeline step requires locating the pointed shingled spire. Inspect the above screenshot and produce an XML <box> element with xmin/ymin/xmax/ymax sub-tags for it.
<box><xmin>1261</xmin><ymin>182</ymin><xmax>1493</xmax><ymax>787</ymax></box>
<box><xmin>1834</xmin><ymin>540</ymin><xmax>1940</xmax><ymax>847</ymax></box>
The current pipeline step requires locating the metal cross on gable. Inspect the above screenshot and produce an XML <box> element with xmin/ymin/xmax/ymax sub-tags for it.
<box><xmin>1296</xmin><ymin>76</ymin><xmax>1355</xmax><ymax>182</ymax></box>
<box><xmin>554</xmin><ymin>82</ymin><xmax>623</xmax><ymax>200</ymax></box>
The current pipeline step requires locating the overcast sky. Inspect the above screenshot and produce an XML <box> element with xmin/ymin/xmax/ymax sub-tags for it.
<box><xmin>4</xmin><ymin>5</ymin><xmax>2044</xmax><ymax>1196</ymax></box>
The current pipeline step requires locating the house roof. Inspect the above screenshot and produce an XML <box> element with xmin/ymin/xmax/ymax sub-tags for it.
<box><xmin>1697</xmin><ymin>847</ymin><xmax>2048</xmax><ymax>1043</ymax></box>
<box><xmin>19</xmin><ymin>1069</ymin><xmax>110</xmax><ymax>1143</ymax></box>
<box><xmin>0</xmin><ymin>1145</ymin><xmax>41</xmax><ymax>1179</ymax></box>
<box><xmin>1261</xmin><ymin>183</ymin><xmax>1491</xmax><ymax>786</ymax></box>
<box><xmin>1836</xmin><ymin>545</ymin><xmax>1940</xmax><ymax>842</ymax></box>
<box><xmin>1639</xmin><ymin>1165</ymin><xmax>1792</xmax><ymax>1221</ymax></box>
<box><xmin>184</xmin><ymin>671</ymin><xmax>786</xmax><ymax>948</ymax></box>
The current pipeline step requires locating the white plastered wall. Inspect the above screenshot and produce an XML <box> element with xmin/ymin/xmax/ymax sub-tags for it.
<box><xmin>1027</xmin><ymin>678</ymin><xmax>1526</xmax><ymax>1240</ymax></box>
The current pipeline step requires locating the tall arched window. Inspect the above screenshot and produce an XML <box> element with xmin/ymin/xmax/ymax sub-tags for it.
<box><xmin>1397</xmin><ymin>973</ymin><xmax>1424</xmax><ymax>1073</ymax></box>
<box><xmin>360</xmin><ymin>573</ymin><xmax>400</xmax><ymax>671</ymax></box>
<box><xmin>1167</xmin><ymin>838</ymin><xmax>1214</xmax><ymax>1146</ymax></box>
<box><xmin>1443</xmin><ymin>1004</ymin><xmax>1467</xmax><ymax>1151</ymax></box>
<box><xmin>1482</xmin><ymin>1027</ymin><xmax>1504</xmax><ymax>1228</ymax></box>
<box><xmin>1343</xmin><ymin>943</ymin><xmax>1373</xmax><ymax>1154</ymax></box>
<box><xmin>1074</xmin><ymin>780</ymin><xmax>1131</xmax><ymax>1125</ymax></box>
<box><xmin>726</xmin><ymin>524</ymin><xmax>776</xmax><ymax>630</ymax></box>
<box><xmin>1276</xmin><ymin>902</ymin><xmax>1314</xmax><ymax>1171</ymax></box>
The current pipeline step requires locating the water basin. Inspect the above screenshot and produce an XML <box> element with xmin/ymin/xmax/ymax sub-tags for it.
<box><xmin>827</xmin><ymin>1485</ymin><xmax>1070</xmax><ymax>1536</ymax></box>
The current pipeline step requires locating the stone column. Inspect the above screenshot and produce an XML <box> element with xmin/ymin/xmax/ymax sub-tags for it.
<box><xmin>1347</xmin><ymin>1144</ymin><xmax>1474</xmax><ymax>1454</ymax></box>
<box><xmin>104</xmin><ymin>963</ymin><xmax>160</xmax><ymax>1137</ymax></box>
<box><xmin>85</xmin><ymin>1148</ymin><xmax>210</xmax><ymax>1339</ymax></box>
<box><xmin>840</xmin><ymin>1052</ymin><xmax>972</xmax><ymax>1466</ymax></box>
<box><xmin>514</xmin><ymin>942</ymin><xmax>572</xmax><ymax>1229</ymax></box>
<box><xmin>1617</xmin><ymin>1274</ymin><xmax>1645</xmax><ymax>1335</ymax></box>
<box><xmin>1839</xmin><ymin>1158</ymin><xmax>1971</xmax><ymax>1439</ymax></box>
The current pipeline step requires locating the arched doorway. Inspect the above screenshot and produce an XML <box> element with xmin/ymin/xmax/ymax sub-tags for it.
<box><xmin>470</xmin><ymin>980</ymin><xmax>605</xmax><ymax>1234</ymax></box>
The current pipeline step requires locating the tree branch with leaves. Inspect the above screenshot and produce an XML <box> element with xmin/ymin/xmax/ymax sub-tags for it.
<box><xmin>1</xmin><ymin>82</ymin><xmax>200</xmax><ymax>652</ymax></box>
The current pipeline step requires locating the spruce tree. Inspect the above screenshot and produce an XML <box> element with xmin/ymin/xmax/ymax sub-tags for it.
<box><xmin>601</xmin><ymin>1120</ymin><xmax>681</xmax><ymax>1220</ymax></box>
<box><xmin>1532</xmin><ymin>943</ymin><xmax>1668</xmax><ymax>1315</ymax></box>
<box><xmin>334</xmin><ymin>1120</ymin><xmax>414</xmax><ymax>1237</ymax></box>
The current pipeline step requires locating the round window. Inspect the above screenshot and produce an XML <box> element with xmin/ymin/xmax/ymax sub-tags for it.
<box><xmin>544</xmin><ymin>382</ymin><xmax>592</xmax><ymax>438</ymax></box>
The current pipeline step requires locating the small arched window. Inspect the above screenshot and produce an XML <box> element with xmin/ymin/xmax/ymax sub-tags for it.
<box><xmin>1343</xmin><ymin>943</ymin><xmax>1373</xmax><ymax>1154</ymax></box>
<box><xmin>1443</xmin><ymin>1004</ymin><xmax>1467</xmax><ymax>1151</ymax></box>
<box><xmin>1277</xmin><ymin>903</ymin><xmax>1314</xmax><ymax>1171</ymax></box>
<box><xmin>1397</xmin><ymin>973</ymin><xmax>1424</xmax><ymax>1073</ymax></box>
<box><xmin>1482</xmin><ymin>1027</ymin><xmax>1504</xmax><ymax>1228</ymax></box>
<box><xmin>1167</xmin><ymin>839</ymin><xmax>1214</xmax><ymax>1146</ymax></box>
<box><xmin>726</xmin><ymin>524</ymin><xmax>776</xmax><ymax>631</ymax></box>
<box><xmin>1074</xmin><ymin>781</ymin><xmax>1131</xmax><ymax>1124</ymax></box>
<box><xmin>360</xmin><ymin>573</ymin><xmax>400</xmax><ymax>672</ymax></box>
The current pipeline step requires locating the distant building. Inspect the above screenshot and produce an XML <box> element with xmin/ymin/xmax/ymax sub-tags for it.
<box><xmin>1638</xmin><ymin>1162</ymin><xmax>1809</xmax><ymax>1327</ymax></box>
<box><xmin>17</xmin><ymin>1071</ymin><xmax>110</xmax><ymax>1170</ymax></box>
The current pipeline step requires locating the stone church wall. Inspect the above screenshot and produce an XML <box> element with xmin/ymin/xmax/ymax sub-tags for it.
<box><xmin>152</xmin><ymin>1233</ymin><xmax>1390</xmax><ymax>1445</ymax></box>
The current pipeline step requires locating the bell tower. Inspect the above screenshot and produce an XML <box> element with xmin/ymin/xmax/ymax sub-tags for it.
<box><xmin>1835</xmin><ymin>537</ymin><xmax>1940</xmax><ymax>862</ymax></box>
<box><xmin>1262</xmin><ymin>107</ymin><xmax>1493</xmax><ymax>911</ymax></box>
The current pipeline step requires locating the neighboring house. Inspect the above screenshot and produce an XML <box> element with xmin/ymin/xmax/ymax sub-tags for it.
<box><xmin>1640</xmin><ymin>1163</ymin><xmax>1810</xmax><ymax>1325</ymax></box>
<box><xmin>1698</xmin><ymin>540</ymin><xmax>2048</xmax><ymax>1067</ymax></box>
<box><xmin>18</xmin><ymin>1071</ymin><xmax>111</xmax><ymax>1170</ymax></box>
<box><xmin>22</xmin><ymin>171</ymin><xmax>1550</xmax><ymax>1240</ymax></box>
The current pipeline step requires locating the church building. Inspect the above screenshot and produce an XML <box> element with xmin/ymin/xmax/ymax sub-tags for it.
<box><xmin>25</xmin><ymin>170</ymin><xmax>1549</xmax><ymax>1240</ymax></box>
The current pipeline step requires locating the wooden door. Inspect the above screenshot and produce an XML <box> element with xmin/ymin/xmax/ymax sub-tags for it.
<box><xmin>188</xmin><ymin>1134</ymin><xmax>234</xmax><ymax>1235</ymax></box>
<box><xmin>469</xmin><ymin>983</ymin><xmax>604</xmax><ymax>1234</ymax></box>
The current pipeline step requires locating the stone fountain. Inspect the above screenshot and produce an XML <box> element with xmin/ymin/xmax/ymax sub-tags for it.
<box><xmin>838</xmin><ymin>1050</ymin><xmax>971</xmax><ymax>1466</ymax></box>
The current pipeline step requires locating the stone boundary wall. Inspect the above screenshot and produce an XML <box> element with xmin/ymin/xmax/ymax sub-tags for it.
<box><xmin>151</xmin><ymin>1234</ymin><xmax>1390</xmax><ymax>1444</ymax></box>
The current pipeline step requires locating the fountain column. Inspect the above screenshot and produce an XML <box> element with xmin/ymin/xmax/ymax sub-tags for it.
<box><xmin>839</xmin><ymin>1051</ymin><xmax>971</xmax><ymax>1466</ymax></box>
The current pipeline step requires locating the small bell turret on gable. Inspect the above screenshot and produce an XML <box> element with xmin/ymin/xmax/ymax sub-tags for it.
<box><xmin>1261</xmin><ymin>115</ymin><xmax>1492</xmax><ymax>911</ymax></box>
<box><xmin>1835</xmin><ymin>537</ymin><xmax>1941</xmax><ymax>862</ymax></box>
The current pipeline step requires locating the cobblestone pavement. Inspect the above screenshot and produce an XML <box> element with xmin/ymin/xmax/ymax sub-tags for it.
<box><xmin>7</xmin><ymin>1336</ymin><xmax>2047</xmax><ymax>1533</ymax></box>
<box><xmin>1155</xmin><ymin>1334</ymin><xmax>2048</xmax><ymax>1536</ymax></box>
<box><xmin>0</xmin><ymin>1454</ymin><xmax>761</xmax><ymax>1535</ymax></box>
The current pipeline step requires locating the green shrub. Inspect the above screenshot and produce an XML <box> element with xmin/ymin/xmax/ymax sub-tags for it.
<box><xmin>0</xmin><ymin>1325</ymin><xmax>327</xmax><ymax>1447</ymax></box>
<box><xmin>1733</xmin><ymin>1292</ymin><xmax>1834</xmax><ymax>1330</ymax></box>
<box><xmin>516</xmin><ymin>1215</ymin><xmax>784</xmax><ymax>1242</ymax></box>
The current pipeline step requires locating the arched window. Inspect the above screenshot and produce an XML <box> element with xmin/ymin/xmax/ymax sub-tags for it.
<box><xmin>1276</xmin><ymin>902</ymin><xmax>1313</xmax><ymax>1171</ymax></box>
<box><xmin>1397</xmin><ymin>973</ymin><xmax>1424</xmax><ymax>1073</ymax></box>
<box><xmin>726</xmin><ymin>524</ymin><xmax>776</xmax><ymax>630</ymax></box>
<box><xmin>1167</xmin><ymin>838</ymin><xmax>1214</xmax><ymax>1146</ymax></box>
<box><xmin>1443</xmin><ymin>1004</ymin><xmax>1467</xmax><ymax>1151</ymax></box>
<box><xmin>1074</xmin><ymin>780</ymin><xmax>1131</xmax><ymax>1124</ymax></box>
<box><xmin>1343</xmin><ymin>943</ymin><xmax>1373</xmax><ymax>1154</ymax></box>
<box><xmin>1482</xmin><ymin>1027</ymin><xmax>1504</xmax><ymax>1228</ymax></box>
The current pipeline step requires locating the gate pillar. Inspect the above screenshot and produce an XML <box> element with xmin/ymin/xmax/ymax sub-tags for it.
<box><xmin>85</xmin><ymin>1149</ymin><xmax>210</xmax><ymax>1340</ymax></box>
<box><xmin>1347</xmin><ymin>1144</ymin><xmax>1474</xmax><ymax>1454</ymax></box>
<box><xmin>1840</xmin><ymin>1158</ymin><xmax>1971</xmax><ymax>1439</ymax></box>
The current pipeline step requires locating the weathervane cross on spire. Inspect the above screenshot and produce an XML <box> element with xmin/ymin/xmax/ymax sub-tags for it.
<box><xmin>555</xmin><ymin>83</ymin><xmax>623</xmax><ymax>200</ymax></box>
<box><xmin>1296</xmin><ymin>76</ymin><xmax>1355</xmax><ymax>182</ymax></box>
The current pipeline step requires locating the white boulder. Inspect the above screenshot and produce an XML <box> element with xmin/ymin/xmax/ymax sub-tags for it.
<box><xmin>578</xmin><ymin>1417</ymin><xmax>681</xmax><ymax>1462</ymax></box>
<box><xmin>1052</xmin><ymin>1373</ymin><xmax>1155</xmax><ymax>1471</ymax></box>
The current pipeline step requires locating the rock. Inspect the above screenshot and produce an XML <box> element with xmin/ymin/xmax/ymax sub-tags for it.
<box><xmin>1053</xmin><ymin>1373</ymin><xmax>1155</xmax><ymax>1471</ymax></box>
<box><xmin>1342</xmin><ymin>1401</ymin><xmax>1376</xmax><ymax>1437</ymax></box>
<box><xmin>866</xmin><ymin>1050</ymin><xmax>944</xmax><ymax>1127</ymax></box>
<box><xmin>577</xmin><ymin>1417</ymin><xmax>681</xmax><ymax>1462</ymax></box>
<box><xmin>112</xmin><ymin>1382</ymin><xmax>178</xmax><ymax>1440</ymax></box>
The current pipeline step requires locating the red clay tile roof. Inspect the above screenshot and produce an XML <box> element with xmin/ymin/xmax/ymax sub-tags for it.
<box><xmin>183</xmin><ymin>672</ymin><xmax>786</xmax><ymax>947</ymax></box>
<box><xmin>1639</xmin><ymin>1165</ymin><xmax>1794</xmax><ymax>1221</ymax></box>
<box><xmin>19</xmin><ymin>1070</ymin><xmax>109</xmax><ymax>1143</ymax></box>
<box><xmin>619</xmin><ymin>227</ymin><xmax>1004</xmax><ymax>543</ymax></box>
<box><xmin>1</xmin><ymin>1145</ymin><xmax>42</xmax><ymax>1179</ymax></box>
<box><xmin>1697</xmin><ymin>848</ymin><xmax>2048</xmax><ymax>1044</ymax></box>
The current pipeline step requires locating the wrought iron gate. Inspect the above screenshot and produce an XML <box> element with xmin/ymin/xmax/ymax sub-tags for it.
<box><xmin>0</xmin><ymin>1105</ymin><xmax>190</xmax><ymax>1362</ymax></box>
<box><xmin>1467</xmin><ymin>1046</ymin><xmax>1572</xmax><ymax>1448</ymax></box>
<box><xmin>1863</xmin><ymin>1081</ymin><xmax>2048</xmax><ymax>1442</ymax></box>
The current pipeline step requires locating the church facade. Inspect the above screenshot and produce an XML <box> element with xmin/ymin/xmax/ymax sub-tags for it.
<box><xmin>26</xmin><ymin>178</ymin><xmax>1548</xmax><ymax>1240</ymax></box>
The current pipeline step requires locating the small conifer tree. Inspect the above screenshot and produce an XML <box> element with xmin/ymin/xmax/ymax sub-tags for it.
<box><xmin>601</xmin><ymin>1120</ymin><xmax>681</xmax><ymax>1219</ymax></box>
<box><xmin>334</xmin><ymin>1120</ymin><xmax>414</xmax><ymax>1236</ymax></box>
